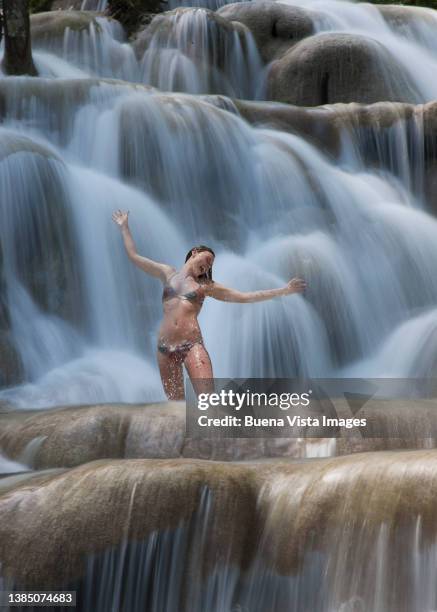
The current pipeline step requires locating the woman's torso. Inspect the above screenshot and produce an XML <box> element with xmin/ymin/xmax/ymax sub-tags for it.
<box><xmin>158</xmin><ymin>272</ymin><xmax>206</xmax><ymax>346</ymax></box>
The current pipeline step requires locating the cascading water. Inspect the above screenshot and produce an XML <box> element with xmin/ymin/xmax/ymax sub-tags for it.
<box><xmin>0</xmin><ymin>81</ymin><xmax>435</xmax><ymax>404</ymax></box>
<box><xmin>279</xmin><ymin>0</ymin><xmax>437</xmax><ymax>102</ymax></box>
<box><xmin>2</xmin><ymin>0</ymin><xmax>437</xmax><ymax>404</ymax></box>
<box><xmin>4</xmin><ymin>1</ymin><xmax>437</xmax><ymax>608</ymax></box>
<box><xmin>28</xmin><ymin>9</ymin><xmax>265</xmax><ymax>96</ymax></box>
<box><xmin>30</xmin><ymin>13</ymin><xmax>139</xmax><ymax>80</ymax></box>
<box><xmin>138</xmin><ymin>8</ymin><xmax>265</xmax><ymax>97</ymax></box>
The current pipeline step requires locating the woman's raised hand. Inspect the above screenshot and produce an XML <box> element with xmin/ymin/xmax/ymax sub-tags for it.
<box><xmin>112</xmin><ymin>209</ymin><xmax>129</xmax><ymax>229</ymax></box>
<box><xmin>284</xmin><ymin>277</ymin><xmax>306</xmax><ymax>295</ymax></box>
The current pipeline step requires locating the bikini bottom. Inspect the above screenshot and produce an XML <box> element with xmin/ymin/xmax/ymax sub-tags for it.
<box><xmin>157</xmin><ymin>339</ymin><xmax>203</xmax><ymax>359</ymax></box>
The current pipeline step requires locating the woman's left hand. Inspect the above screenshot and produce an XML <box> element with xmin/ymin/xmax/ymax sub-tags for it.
<box><xmin>284</xmin><ymin>277</ymin><xmax>306</xmax><ymax>295</ymax></box>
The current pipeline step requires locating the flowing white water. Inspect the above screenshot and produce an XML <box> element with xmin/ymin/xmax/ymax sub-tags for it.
<box><xmin>0</xmin><ymin>452</ymin><xmax>28</xmax><ymax>475</ymax></box>
<box><xmin>1</xmin><ymin>1</ymin><xmax>437</xmax><ymax>406</ymax></box>
<box><xmin>31</xmin><ymin>15</ymin><xmax>139</xmax><ymax>81</ymax></box>
<box><xmin>2</xmin><ymin>78</ymin><xmax>437</xmax><ymax>405</ymax></box>
<box><xmin>279</xmin><ymin>0</ymin><xmax>437</xmax><ymax>101</ymax></box>
<box><xmin>139</xmin><ymin>9</ymin><xmax>265</xmax><ymax>98</ymax></box>
<box><xmin>7</xmin><ymin>458</ymin><xmax>433</xmax><ymax>612</ymax></box>
<box><xmin>28</xmin><ymin>9</ymin><xmax>265</xmax><ymax>98</ymax></box>
<box><xmin>2</xmin><ymin>5</ymin><xmax>437</xmax><ymax>612</ymax></box>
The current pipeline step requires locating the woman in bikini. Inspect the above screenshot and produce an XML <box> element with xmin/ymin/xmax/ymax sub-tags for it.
<box><xmin>112</xmin><ymin>210</ymin><xmax>306</xmax><ymax>400</ymax></box>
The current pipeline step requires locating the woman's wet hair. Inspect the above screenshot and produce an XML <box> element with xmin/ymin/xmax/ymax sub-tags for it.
<box><xmin>185</xmin><ymin>245</ymin><xmax>215</xmax><ymax>281</ymax></box>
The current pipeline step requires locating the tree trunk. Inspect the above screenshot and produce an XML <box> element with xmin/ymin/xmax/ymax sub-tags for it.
<box><xmin>2</xmin><ymin>0</ymin><xmax>37</xmax><ymax>76</ymax></box>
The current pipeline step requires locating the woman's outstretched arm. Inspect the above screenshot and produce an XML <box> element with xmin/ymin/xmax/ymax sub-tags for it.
<box><xmin>112</xmin><ymin>210</ymin><xmax>174</xmax><ymax>281</ymax></box>
<box><xmin>204</xmin><ymin>277</ymin><xmax>306</xmax><ymax>303</ymax></box>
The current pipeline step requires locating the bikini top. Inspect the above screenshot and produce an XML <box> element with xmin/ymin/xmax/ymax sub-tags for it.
<box><xmin>162</xmin><ymin>276</ymin><xmax>205</xmax><ymax>305</ymax></box>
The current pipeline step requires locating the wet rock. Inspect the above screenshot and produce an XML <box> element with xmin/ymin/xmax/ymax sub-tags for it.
<box><xmin>0</xmin><ymin>457</ymin><xmax>261</xmax><ymax>588</ymax></box>
<box><xmin>235</xmin><ymin>99</ymin><xmax>417</xmax><ymax>158</ymax></box>
<box><xmin>218</xmin><ymin>1</ymin><xmax>314</xmax><ymax>62</ymax></box>
<box><xmin>0</xmin><ymin>402</ymin><xmax>303</xmax><ymax>467</ymax></box>
<box><xmin>235</xmin><ymin>98</ymin><xmax>342</xmax><ymax>154</ymax></box>
<box><xmin>1</xmin><ymin>449</ymin><xmax>437</xmax><ymax>604</ymax></box>
<box><xmin>267</xmin><ymin>32</ymin><xmax>420</xmax><ymax>106</ymax></box>
<box><xmin>257</xmin><ymin>449</ymin><xmax>437</xmax><ymax>582</ymax></box>
<box><xmin>0</xmin><ymin>403</ymin><xmax>185</xmax><ymax>468</ymax></box>
<box><xmin>30</xmin><ymin>10</ymin><xmax>98</xmax><ymax>43</ymax></box>
<box><xmin>3</xmin><ymin>400</ymin><xmax>437</xmax><ymax>469</ymax></box>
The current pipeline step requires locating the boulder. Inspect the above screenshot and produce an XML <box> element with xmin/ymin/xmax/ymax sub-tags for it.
<box><xmin>0</xmin><ymin>458</ymin><xmax>261</xmax><ymax>589</ymax></box>
<box><xmin>3</xmin><ymin>400</ymin><xmax>437</xmax><ymax>469</ymax></box>
<box><xmin>235</xmin><ymin>99</ymin><xmax>417</xmax><ymax>157</ymax></box>
<box><xmin>218</xmin><ymin>1</ymin><xmax>314</xmax><ymax>62</ymax></box>
<box><xmin>30</xmin><ymin>10</ymin><xmax>97</xmax><ymax>44</ymax></box>
<box><xmin>0</xmin><ymin>402</ymin><xmax>303</xmax><ymax>467</ymax></box>
<box><xmin>2</xmin><ymin>449</ymin><xmax>437</xmax><ymax>611</ymax></box>
<box><xmin>267</xmin><ymin>32</ymin><xmax>420</xmax><ymax>106</ymax></box>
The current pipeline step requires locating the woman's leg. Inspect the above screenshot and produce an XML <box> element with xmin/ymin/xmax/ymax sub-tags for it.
<box><xmin>184</xmin><ymin>343</ymin><xmax>215</xmax><ymax>396</ymax></box>
<box><xmin>157</xmin><ymin>350</ymin><xmax>185</xmax><ymax>400</ymax></box>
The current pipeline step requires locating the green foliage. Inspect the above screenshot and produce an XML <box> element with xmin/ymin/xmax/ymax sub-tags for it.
<box><xmin>29</xmin><ymin>0</ymin><xmax>53</xmax><ymax>13</ymax></box>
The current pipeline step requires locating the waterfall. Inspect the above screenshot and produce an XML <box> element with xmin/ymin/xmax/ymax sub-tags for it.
<box><xmin>31</xmin><ymin>13</ymin><xmax>139</xmax><ymax>80</ymax></box>
<box><xmin>3</xmin><ymin>452</ymin><xmax>437</xmax><ymax>611</ymax></box>
<box><xmin>278</xmin><ymin>0</ymin><xmax>437</xmax><ymax>101</ymax></box>
<box><xmin>138</xmin><ymin>8</ymin><xmax>265</xmax><ymax>98</ymax></box>
<box><xmin>29</xmin><ymin>9</ymin><xmax>265</xmax><ymax>97</ymax></box>
<box><xmin>3</xmin><ymin>78</ymin><xmax>437</xmax><ymax>404</ymax></box>
<box><xmin>0</xmin><ymin>451</ymin><xmax>28</xmax><ymax>475</ymax></box>
<box><xmin>3</xmin><ymin>1</ymin><xmax>437</xmax><ymax>608</ymax></box>
<box><xmin>0</xmin><ymin>0</ymin><xmax>437</xmax><ymax>406</ymax></box>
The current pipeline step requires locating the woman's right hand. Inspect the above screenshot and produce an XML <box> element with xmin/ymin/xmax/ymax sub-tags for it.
<box><xmin>112</xmin><ymin>209</ymin><xmax>129</xmax><ymax>229</ymax></box>
<box><xmin>284</xmin><ymin>277</ymin><xmax>306</xmax><ymax>295</ymax></box>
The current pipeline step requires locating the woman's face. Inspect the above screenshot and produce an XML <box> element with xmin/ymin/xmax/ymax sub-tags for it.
<box><xmin>190</xmin><ymin>250</ymin><xmax>214</xmax><ymax>278</ymax></box>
